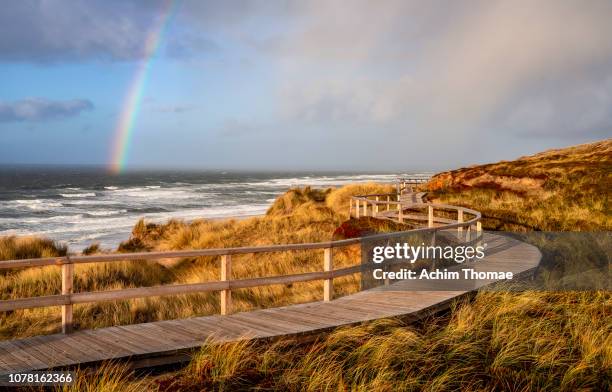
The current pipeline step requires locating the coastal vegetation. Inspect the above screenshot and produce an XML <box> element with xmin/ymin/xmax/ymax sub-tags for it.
<box><xmin>426</xmin><ymin>139</ymin><xmax>611</xmax><ymax>231</ymax></box>
<box><xmin>3</xmin><ymin>140</ymin><xmax>610</xmax><ymax>391</ymax></box>
<box><xmin>27</xmin><ymin>291</ymin><xmax>611</xmax><ymax>391</ymax></box>
<box><xmin>0</xmin><ymin>236</ymin><xmax>66</xmax><ymax>261</ymax></box>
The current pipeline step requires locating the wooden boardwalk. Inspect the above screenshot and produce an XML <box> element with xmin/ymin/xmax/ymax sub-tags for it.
<box><xmin>399</xmin><ymin>191</ymin><xmax>427</xmax><ymax>205</ymax></box>
<box><xmin>0</xmin><ymin>232</ymin><xmax>540</xmax><ymax>374</ymax></box>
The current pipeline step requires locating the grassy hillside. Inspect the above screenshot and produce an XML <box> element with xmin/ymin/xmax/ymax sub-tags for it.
<box><xmin>426</xmin><ymin>139</ymin><xmax>611</xmax><ymax>231</ymax></box>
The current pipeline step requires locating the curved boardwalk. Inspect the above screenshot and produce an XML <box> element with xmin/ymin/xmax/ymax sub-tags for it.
<box><xmin>0</xmin><ymin>194</ymin><xmax>541</xmax><ymax>374</ymax></box>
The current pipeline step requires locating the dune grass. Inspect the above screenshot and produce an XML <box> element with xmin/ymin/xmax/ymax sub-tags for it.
<box><xmin>42</xmin><ymin>291</ymin><xmax>609</xmax><ymax>391</ymax></box>
<box><xmin>0</xmin><ymin>236</ymin><xmax>66</xmax><ymax>261</ymax></box>
<box><xmin>425</xmin><ymin>139</ymin><xmax>611</xmax><ymax>231</ymax></box>
<box><xmin>151</xmin><ymin>290</ymin><xmax>609</xmax><ymax>391</ymax></box>
<box><xmin>26</xmin><ymin>362</ymin><xmax>146</xmax><ymax>392</ymax></box>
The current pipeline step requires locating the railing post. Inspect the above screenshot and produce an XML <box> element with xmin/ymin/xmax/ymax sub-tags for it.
<box><xmin>349</xmin><ymin>198</ymin><xmax>353</xmax><ymax>218</ymax></box>
<box><xmin>362</xmin><ymin>199</ymin><xmax>367</xmax><ymax>217</ymax></box>
<box><xmin>477</xmin><ymin>220</ymin><xmax>482</xmax><ymax>240</ymax></box>
<box><xmin>398</xmin><ymin>203</ymin><xmax>403</xmax><ymax>223</ymax></box>
<box><xmin>355</xmin><ymin>199</ymin><xmax>360</xmax><ymax>218</ymax></box>
<box><xmin>428</xmin><ymin>205</ymin><xmax>434</xmax><ymax>228</ymax></box>
<box><xmin>386</xmin><ymin>195</ymin><xmax>390</xmax><ymax>211</ymax></box>
<box><xmin>61</xmin><ymin>259</ymin><xmax>73</xmax><ymax>334</ymax></box>
<box><xmin>374</xmin><ymin>196</ymin><xmax>379</xmax><ymax>217</ymax></box>
<box><xmin>220</xmin><ymin>254</ymin><xmax>232</xmax><ymax>315</ymax></box>
<box><xmin>457</xmin><ymin>209</ymin><xmax>464</xmax><ymax>234</ymax></box>
<box><xmin>323</xmin><ymin>248</ymin><xmax>333</xmax><ymax>301</ymax></box>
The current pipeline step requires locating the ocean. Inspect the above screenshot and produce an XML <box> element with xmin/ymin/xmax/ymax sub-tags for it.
<box><xmin>0</xmin><ymin>166</ymin><xmax>430</xmax><ymax>252</ymax></box>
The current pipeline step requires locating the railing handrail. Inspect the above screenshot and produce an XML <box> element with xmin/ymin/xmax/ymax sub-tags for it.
<box><xmin>350</xmin><ymin>195</ymin><xmax>481</xmax><ymax>216</ymax></box>
<box><xmin>0</xmin><ymin>238</ymin><xmax>364</xmax><ymax>270</ymax></box>
<box><xmin>0</xmin><ymin>192</ymin><xmax>482</xmax><ymax>334</ymax></box>
<box><xmin>0</xmin><ymin>201</ymin><xmax>478</xmax><ymax>270</ymax></box>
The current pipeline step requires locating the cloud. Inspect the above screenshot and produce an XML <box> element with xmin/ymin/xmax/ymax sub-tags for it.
<box><xmin>270</xmin><ymin>0</ymin><xmax>612</xmax><ymax>140</ymax></box>
<box><xmin>143</xmin><ymin>99</ymin><xmax>196</xmax><ymax>113</ymax></box>
<box><xmin>165</xmin><ymin>35</ymin><xmax>220</xmax><ymax>59</ymax></box>
<box><xmin>154</xmin><ymin>104</ymin><xmax>196</xmax><ymax>113</ymax></box>
<box><xmin>217</xmin><ymin>118</ymin><xmax>257</xmax><ymax>137</ymax></box>
<box><xmin>0</xmin><ymin>0</ymin><xmax>222</xmax><ymax>62</ymax></box>
<box><xmin>0</xmin><ymin>98</ymin><xmax>94</xmax><ymax>122</ymax></box>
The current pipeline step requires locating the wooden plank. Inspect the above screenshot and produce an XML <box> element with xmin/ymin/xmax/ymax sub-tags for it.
<box><xmin>220</xmin><ymin>315</ymin><xmax>284</xmax><ymax>337</ymax></box>
<box><xmin>289</xmin><ymin>306</ymin><xmax>360</xmax><ymax>324</ymax></box>
<box><xmin>0</xmin><ymin>340</ymin><xmax>49</xmax><ymax>371</ymax></box>
<box><xmin>145</xmin><ymin>319</ymin><xmax>220</xmax><ymax>345</ymax></box>
<box><xmin>231</xmin><ymin>312</ymin><xmax>305</xmax><ymax>335</ymax></box>
<box><xmin>68</xmin><ymin>330</ymin><xmax>136</xmax><ymax>358</ymax></box>
<box><xmin>264</xmin><ymin>308</ymin><xmax>341</xmax><ymax>328</ymax></box>
<box><xmin>0</xmin><ymin>294</ymin><xmax>69</xmax><ymax>312</ymax></box>
<box><xmin>82</xmin><ymin>328</ymin><xmax>152</xmax><ymax>355</ymax></box>
<box><xmin>0</xmin><ymin>344</ymin><xmax>23</xmax><ymax>373</ymax></box>
<box><xmin>341</xmin><ymin>297</ymin><xmax>420</xmax><ymax>313</ymax></box>
<box><xmin>10</xmin><ymin>336</ymin><xmax>72</xmax><ymax>369</ymax></box>
<box><xmin>154</xmin><ymin>319</ymin><xmax>213</xmax><ymax>341</ymax></box>
<box><xmin>185</xmin><ymin>317</ymin><xmax>252</xmax><ymax>340</ymax></box>
<box><xmin>71</xmin><ymin>281</ymin><xmax>229</xmax><ymax>304</ymax></box>
<box><xmin>238</xmin><ymin>310</ymin><xmax>323</xmax><ymax>333</ymax></box>
<box><xmin>29</xmin><ymin>335</ymin><xmax>100</xmax><ymax>366</ymax></box>
<box><xmin>60</xmin><ymin>332</ymin><xmax>132</xmax><ymax>359</ymax></box>
<box><xmin>0</xmin><ymin>346</ymin><xmax>22</xmax><ymax>373</ymax></box>
<box><xmin>35</xmin><ymin>334</ymin><xmax>104</xmax><ymax>361</ymax></box>
<box><xmin>229</xmin><ymin>271</ymin><xmax>331</xmax><ymax>289</ymax></box>
<box><xmin>175</xmin><ymin>317</ymin><xmax>229</xmax><ymax>338</ymax></box>
<box><xmin>114</xmin><ymin>325</ymin><xmax>181</xmax><ymax>351</ymax></box>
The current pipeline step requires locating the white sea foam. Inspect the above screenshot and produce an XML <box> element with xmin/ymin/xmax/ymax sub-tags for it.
<box><xmin>9</xmin><ymin>199</ymin><xmax>63</xmax><ymax>210</ymax></box>
<box><xmin>60</xmin><ymin>192</ymin><xmax>96</xmax><ymax>198</ymax></box>
<box><xmin>87</xmin><ymin>209</ymin><xmax>127</xmax><ymax>216</ymax></box>
<box><xmin>63</xmin><ymin>199</ymin><xmax>117</xmax><ymax>205</ymax></box>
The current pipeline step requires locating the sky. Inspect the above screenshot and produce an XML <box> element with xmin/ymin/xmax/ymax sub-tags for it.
<box><xmin>0</xmin><ymin>0</ymin><xmax>610</xmax><ymax>172</ymax></box>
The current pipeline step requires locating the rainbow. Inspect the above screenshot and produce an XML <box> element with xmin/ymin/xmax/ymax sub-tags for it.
<box><xmin>109</xmin><ymin>0</ymin><xmax>176</xmax><ymax>174</ymax></box>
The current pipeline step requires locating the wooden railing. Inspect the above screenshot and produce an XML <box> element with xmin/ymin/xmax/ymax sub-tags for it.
<box><xmin>0</xmin><ymin>193</ymin><xmax>481</xmax><ymax>334</ymax></box>
<box><xmin>397</xmin><ymin>176</ymin><xmax>431</xmax><ymax>194</ymax></box>
<box><xmin>349</xmin><ymin>193</ymin><xmax>482</xmax><ymax>233</ymax></box>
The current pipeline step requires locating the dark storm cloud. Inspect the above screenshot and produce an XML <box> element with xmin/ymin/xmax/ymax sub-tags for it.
<box><xmin>0</xmin><ymin>98</ymin><xmax>94</xmax><ymax>122</ymax></box>
<box><xmin>0</xmin><ymin>0</ymin><xmax>157</xmax><ymax>62</ymax></box>
<box><xmin>0</xmin><ymin>0</ymin><xmax>271</xmax><ymax>63</ymax></box>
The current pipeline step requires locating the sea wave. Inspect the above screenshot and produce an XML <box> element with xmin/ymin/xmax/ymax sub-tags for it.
<box><xmin>8</xmin><ymin>199</ymin><xmax>63</xmax><ymax>210</ymax></box>
<box><xmin>60</xmin><ymin>192</ymin><xmax>96</xmax><ymax>198</ymax></box>
<box><xmin>86</xmin><ymin>209</ymin><xmax>127</xmax><ymax>216</ymax></box>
